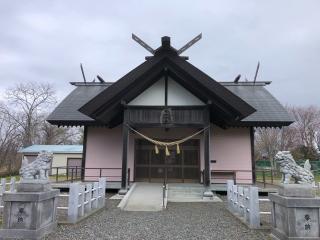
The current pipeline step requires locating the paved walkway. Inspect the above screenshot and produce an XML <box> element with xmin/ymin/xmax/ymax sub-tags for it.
<box><xmin>45</xmin><ymin>194</ymin><xmax>270</xmax><ymax>240</ymax></box>
<box><xmin>121</xmin><ymin>183</ymin><xmax>164</xmax><ymax>211</ymax></box>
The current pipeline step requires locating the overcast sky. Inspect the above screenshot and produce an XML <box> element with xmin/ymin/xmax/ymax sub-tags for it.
<box><xmin>0</xmin><ymin>1</ymin><xmax>319</xmax><ymax>106</ymax></box>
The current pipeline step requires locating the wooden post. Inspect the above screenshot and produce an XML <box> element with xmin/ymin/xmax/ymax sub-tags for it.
<box><xmin>68</xmin><ymin>183</ymin><xmax>80</xmax><ymax>223</ymax></box>
<box><xmin>262</xmin><ymin>171</ymin><xmax>266</xmax><ymax>188</ymax></box>
<box><xmin>204</xmin><ymin>126</ymin><xmax>210</xmax><ymax>187</ymax></box>
<box><xmin>250</xmin><ymin>127</ymin><xmax>256</xmax><ymax>184</ymax></box>
<box><xmin>127</xmin><ymin>168</ymin><xmax>130</xmax><ymax>187</ymax></box>
<box><xmin>75</xmin><ymin>166</ymin><xmax>78</xmax><ymax>180</ymax></box>
<box><xmin>71</xmin><ymin>168</ymin><xmax>74</xmax><ymax>183</ymax></box>
<box><xmin>120</xmin><ymin>116</ymin><xmax>129</xmax><ymax>193</ymax></box>
<box><xmin>56</xmin><ymin>167</ymin><xmax>59</xmax><ymax>182</ymax></box>
<box><xmin>81</xmin><ymin>126</ymin><xmax>88</xmax><ymax>181</ymax></box>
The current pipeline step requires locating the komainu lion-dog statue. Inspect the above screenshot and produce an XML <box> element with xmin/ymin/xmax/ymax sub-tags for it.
<box><xmin>19</xmin><ymin>150</ymin><xmax>53</xmax><ymax>180</ymax></box>
<box><xmin>275</xmin><ymin>151</ymin><xmax>314</xmax><ymax>184</ymax></box>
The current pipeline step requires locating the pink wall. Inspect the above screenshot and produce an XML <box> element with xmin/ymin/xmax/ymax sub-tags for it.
<box><xmin>211</xmin><ymin>126</ymin><xmax>252</xmax><ymax>184</ymax></box>
<box><xmin>85</xmin><ymin>125</ymin><xmax>252</xmax><ymax>184</ymax></box>
<box><xmin>85</xmin><ymin>126</ymin><xmax>123</xmax><ymax>181</ymax></box>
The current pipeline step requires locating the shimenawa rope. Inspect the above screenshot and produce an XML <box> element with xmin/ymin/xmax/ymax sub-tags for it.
<box><xmin>126</xmin><ymin>124</ymin><xmax>209</xmax><ymax>156</ymax></box>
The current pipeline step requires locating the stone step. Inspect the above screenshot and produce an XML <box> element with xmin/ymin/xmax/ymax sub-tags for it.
<box><xmin>168</xmin><ymin>187</ymin><xmax>205</xmax><ymax>190</ymax></box>
<box><xmin>168</xmin><ymin>189</ymin><xmax>204</xmax><ymax>193</ymax></box>
<box><xmin>168</xmin><ymin>189</ymin><xmax>204</xmax><ymax>199</ymax></box>
<box><xmin>168</xmin><ymin>196</ymin><xmax>203</xmax><ymax>200</ymax></box>
<box><xmin>168</xmin><ymin>191</ymin><xmax>203</xmax><ymax>195</ymax></box>
<box><xmin>168</xmin><ymin>192</ymin><xmax>203</xmax><ymax>196</ymax></box>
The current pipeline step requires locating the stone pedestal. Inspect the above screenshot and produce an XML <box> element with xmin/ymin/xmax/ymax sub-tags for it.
<box><xmin>16</xmin><ymin>179</ymin><xmax>52</xmax><ymax>192</ymax></box>
<box><xmin>0</xmin><ymin>181</ymin><xmax>59</xmax><ymax>240</ymax></box>
<box><xmin>118</xmin><ymin>188</ymin><xmax>128</xmax><ymax>195</ymax></box>
<box><xmin>270</xmin><ymin>184</ymin><xmax>320</xmax><ymax>240</ymax></box>
<box><xmin>203</xmin><ymin>190</ymin><xmax>214</xmax><ymax>200</ymax></box>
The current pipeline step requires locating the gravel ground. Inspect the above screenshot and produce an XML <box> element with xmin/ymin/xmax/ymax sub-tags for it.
<box><xmin>45</xmin><ymin>193</ymin><xmax>271</xmax><ymax>240</ymax></box>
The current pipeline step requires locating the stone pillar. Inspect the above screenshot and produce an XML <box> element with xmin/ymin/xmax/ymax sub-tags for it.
<box><xmin>269</xmin><ymin>184</ymin><xmax>320</xmax><ymax>240</ymax></box>
<box><xmin>0</xmin><ymin>180</ymin><xmax>59</xmax><ymax>240</ymax></box>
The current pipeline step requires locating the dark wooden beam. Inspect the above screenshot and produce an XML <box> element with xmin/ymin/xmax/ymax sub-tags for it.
<box><xmin>164</xmin><ymin>68</ymin><xmax>168</xmax><ymax>107</ymax></box>
<box><xmin>204</xmin><ymin>127</ymin><xmax>210</xmax><ymax>186</ymax></box>
<box><xmin>204</xmin><ymin>107</ymin><xmax>210</xmax><ymax>187</ymax></box>
<box><xmin>250</xmin><ymin>127</ymin><xmax>256</xmax><ymax>184</ymax></box>
<box><xmin>126</xmin><ymin>108</ymin><xmax>206</xmax><ymax>126</ymax></box>
<box><xmin>120</xmin><ymin>112</ymin><xmax>129</xmax><ymax>193</ymax></box>
<box><xmin>81</xmin><ymin>126</ymin><xmax>88</xmax><ymax>181</ymax></box>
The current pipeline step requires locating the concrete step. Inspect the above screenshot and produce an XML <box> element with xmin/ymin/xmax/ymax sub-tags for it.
<box><xmin>168</xmin><ymin>193</ymin><xmax>203</xmax><ymax>197</ymax></box>
<box><xmin>168</xmin><ymin>188</ymin><xmax>204</xmax><ymax>192</ymax></box>
<box><xmin>168</xmin><ymin>188</ymin><xmax>205</xmax><ymax>200</ymax></box>
<box><xmin>168</xmin><ymin>189</ymin><xmax>204</xmax><ymax>193</ymax></box>
<box><xmin>167</xmin><ymin>184</ymin><xmax>223</xmax><ymax>203</ymax></box>
<box><xmin>168</xmin><ymin>186</ymin><xmax>205</xmax><ymax>190</ymax></box>
<box><xmin>168</xmin><ymin>192</ymin><xmax>203</xmax><ymax>196</ymax></box>
<box><xmin>168</xmin><ymin>195</ymin><xmax>202</xmax><ymax>200</ymax></box>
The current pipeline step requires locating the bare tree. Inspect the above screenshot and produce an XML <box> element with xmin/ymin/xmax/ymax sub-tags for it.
<box><xmin>38</xmin><ymin>119</ymin><xmax>82</xmax><ymax>145</ymax></box>
<box><xmin>315</xmin><ymin>131</ymin><xmax>320</xmax><ymax>152</ymax></box>
<box><xmin>0</xmin><ymin>82</ymin><xmax>85</xmax><ymax>176</ymax></box>
<box><xmin>3</xmin><ymin>82</ymin><xmax>56</xmax><ymax>147</ymax></box>
<box><xmin>255</xmin><ymin>105</ymin><xmax>320</xmax><ymax>167</ymax></box>
<box><xmin>255</xmin><ymin>126</ymin><xmax>296</xmax><ymax>169</ymax></box>
<box><xmin>0</xmin><ymin>103</ymin><xmax>21</xmax><ymax>174</ymax></box>
<box><xmin>289</xmin><ymin>106</ymin><xmax>320</xmax><ymax>160</ymax></box>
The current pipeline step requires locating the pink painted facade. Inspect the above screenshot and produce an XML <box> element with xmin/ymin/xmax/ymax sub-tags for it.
<box><xmin>211</xmin><ymin>126</ymin><xmax>252</xmax><ymax>184</ymax></box>
<box><xmin>84</xmin><ymin>125</ymin><xmax>252</xmax><ymax>184</ymax></box>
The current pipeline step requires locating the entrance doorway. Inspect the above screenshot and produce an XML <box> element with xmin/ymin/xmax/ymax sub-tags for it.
<box><xmin>134</xmin><ymin>139</ymin><xmax>200</xmax><ymax>183</ymax></box>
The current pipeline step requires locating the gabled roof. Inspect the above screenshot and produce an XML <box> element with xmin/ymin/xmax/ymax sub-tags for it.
<box><xmin>47</xmin><ymin>36</ymin><xmax>293</xmax><ymax>128</ymax></box>
<box><xmin>19</xmin><ymin>145</ymin><xmax>83</xmax><ymax>154</ymax></box>
<box><xmin>47</xmin><ymin>82</ymin><xmax>293</xmax><ymax>127</ymax></box>
<box><xmin>78</xmin><ymin>37</ymin><xmax>256</xmax><ymax>127</ymax></box>
<box><xmin>47</xmin><ymin>83</ymin><xmax>111</xmax><ymax>126</ymax></box>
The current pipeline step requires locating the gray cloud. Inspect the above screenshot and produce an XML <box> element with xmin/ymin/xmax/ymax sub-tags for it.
<box><xmin>0</xmin><ymin>0</ymin><xmax>319</xmax><ymax>105</ymax></box>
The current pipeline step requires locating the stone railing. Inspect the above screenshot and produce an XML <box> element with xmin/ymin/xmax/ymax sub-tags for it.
<box><xmin>0</xmin><ymin>177</ymin><xmax>16</xmax><ymax>207</ymax></box>
<box><xmin>57</xmin><ymin>177</ymin><xmax>106</xmax><ymax>224</ymax></box>
<box><xmin>226</xmin><ymin>180</ymin><xmax>271</xmax><ymax>229</ymax></box>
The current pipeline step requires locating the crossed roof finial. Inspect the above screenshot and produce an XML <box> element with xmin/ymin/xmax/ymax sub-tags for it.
<box><xmin>132</xmin><ymin>33</ymin><xmax>202</xmax><ymax>56</ymax></box>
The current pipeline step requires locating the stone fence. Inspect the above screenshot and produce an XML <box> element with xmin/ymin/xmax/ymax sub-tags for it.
<box><xmin>0</xmin><ymin>177</ymin><xmax>16</xmax><ymax>207</ymax></box>
<box><xmin>226</xmin><ymin>180</ymin><xmax>271</xmax><ymax>229</ymax></box>
<box><xmin>57</xmin><ymin>177</ymin><xmax>106</xmax><ymax>224</ymax></box>
<box><xmin>0</xmin><ymin>177</ymin><xmax>106</xmax><ymax>224</ymax></box>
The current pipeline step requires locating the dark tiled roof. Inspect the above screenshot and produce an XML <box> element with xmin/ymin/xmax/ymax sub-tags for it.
<box><xmin>47</xmin><ymin>82</ymin><xmax>293</xmax><ymax>127</ymax></box>
<box><xmin>223</xmin><ymin>84</ymin><xmax>294</xmax><ymax>124</ymax></box>
<box><xmin>47</xmin><ymin>84</ymin><xmax>110</xmax><ymax>124</ymax></box>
